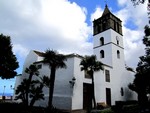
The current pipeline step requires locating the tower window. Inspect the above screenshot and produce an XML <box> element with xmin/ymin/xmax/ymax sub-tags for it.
<box><xmin>105</xmin><ymin>70</ymin><xmax>110</xmax><ymax>82</ymax></box>
<box><xmin>120</xmin><ymin>87</ymin><xmax>124</xmax><ymax>96</ymax></box>
<box><xmin>117</xmin><ymin>40</ymin><xmax>119</xmax><ymax>45</ymax></box>
<box><xmin>116</xmin><ymin>36</ymin><xmax>119</xmax><ymax>45</ymax></box>
<box><xmin>102</xmin><ymin>21</ymin><xmax>106</xmax><ymax>31</ymax></box>
<box><xmin>117</xmin><ymin>23</ymin><xmax>120</xmax><ymax>33</ymax></box>
<box><xmin>117</xmin><ymin>50</ymin><xmax>120</xmax><ymax>59</ymax></box>
<box><xmin>100</xmin><ymin>50</ymin><xmax>104</xmax><ymax>58</ymax></box>
<box><xmin>100</xmin><ymin>37</ymin><xmax>104</xmax><ymax>45</ymax></box>
<box><xmin>114</xmin><ymin>20</ymin><xmax>116</xmax><ymax>31</ymax></box>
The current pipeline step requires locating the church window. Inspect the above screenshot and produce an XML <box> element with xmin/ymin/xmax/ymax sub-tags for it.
<box><xmin>94</xmin><ymin>25</ymin><xmax>98</xmax><ymax>34</ymax></box>
<box><xmin>84</xmin><ymin>70</ymin><xmax>91</xmax><ymax>79</ymax></box>
<box><xmin>100</xmin><ymin>37</ymin><xmax>104</xmax><ymax>45</ymax></box>
<box><xmin>117</xmin><ymin>23</ymin><xmax>120</xmax><ymax>33</ymax></box>
<box><xmin>102</xmin><ymin>21</ymin><xmax>106</xmax><ymax>31</ymax></box>
<box><xmin>117</xmin><ymin>50</ymin><xmax>120</xmax><ymax>59</ymax></box>
<box><xmin>100</xmin><ymin>50</ymin><xmax>104</xmax><ymax>58</ymax></box>
<box><xmin>117</xmin><ymin>40</ymin><xmax>119</xmax><ymax>45</ymax></box>
<box><xmin>105</xmin><ymin>70</ymin><xmax>110</xmax><ymax>82</ymax></box>
<box><xmin>114</xmin><ymin>20</ymin><xmax>116</xmax><ymax>31</ymax></box>
<box><xmin>120</xmin><ymin>87</ymin><xmax>124</xmax><ymax>96</ymax></box>
<box><xmin>116</xmin><ymin>36</ymin><xmax>119</xmax><ymax>45</ymax></box>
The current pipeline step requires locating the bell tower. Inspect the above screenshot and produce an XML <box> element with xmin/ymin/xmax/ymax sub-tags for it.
<box><xmin>93</xmin><ymin>5</ymin><xmax>125</xmax><ymax>67</ymax></box>
<box><xmin>93</xmin><ymin>5</ymin><xmax>122</xmax><ymax>35</ymax></box>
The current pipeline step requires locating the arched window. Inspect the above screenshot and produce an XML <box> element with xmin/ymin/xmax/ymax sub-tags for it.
<box><xmin>100</xmin><ymin>37</ymin><xmax>104</xmax><ymax>45</ymax></box>
<box><xmin>117</xmin><ymin>50</ymin><xmax>120</xmax><ymax>59</ymax></box>
<box><xmin>114</xmin><ymin>20</ymin><xmax>116</xmax><ymax>31</ymax></box>
<box><xmin>100</xmin><ymin>50</ymin><xmax>104</xmax><ymax>58</ymax></box>
<box><xmin>120</xmin><ymin>87</ymin><xmax>124</xmax><ymax>96</ymax></box>
<box><xmin>117</xmin><ymin>40</ymin><xmax>119</xmax><ymax>45</ymax></box>
<box><xmin>116</xmin><ymin>36</ymin><xmax>119</xmax><ymax>45</ymax></box>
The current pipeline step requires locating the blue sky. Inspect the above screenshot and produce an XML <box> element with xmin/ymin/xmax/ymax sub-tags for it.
<box><xmin>0</xmin><ymin>0</ymin><xmax>148</xmax><ymax>94</ymax></box>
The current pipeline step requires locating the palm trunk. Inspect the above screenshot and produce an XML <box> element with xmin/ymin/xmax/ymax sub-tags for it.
<box><xmin>30</xmin><ymin>97</ymin><xmax>35</xmax><ymax>107</ymax></box>
<box><xmin>25</xmin><ymin>74</ymin><xmax>33</xmax><ymax>106</ymax></box>
<box><xmin>48</xmin><ymin>66</ymin><xmax>56</xmax><ymax>109</ymax></box>
<box><xmin>91</xmin><ymin>71</ymin><xmax>96</xmax><ymax>109</ymax></box>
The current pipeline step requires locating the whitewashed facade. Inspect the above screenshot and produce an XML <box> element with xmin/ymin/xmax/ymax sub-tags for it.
<box><xmin>14</xmin><ymin>5</ymin><xmax>137</xmax><ymax>110</ymax></box>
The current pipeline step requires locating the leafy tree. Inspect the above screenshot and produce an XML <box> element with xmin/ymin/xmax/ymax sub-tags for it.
<box><xmin>129</xmin><ymin>25</ymin><xmax>150</xmax><ymax>109</ymax></box>
<box><xmin>29</xmin><ymin>81</ymin><xmax>44</xmax><ymax>107</ymax></box>
<box><xmin>80</xmin><ymin>55</ymin><xmax>103</xmax><ymax>109</ymax></box>
<box><xmin>15</xmin><ymin>79</ymin><xmax>44</xmax><ymax>107</ymax></box>
<box><xmin>15</xmin><ymin>79</ymin><xmax>28</xmax><ymax>104</ymax></box>
<box><xmin>131</xmin><ymin>0</ymin><xmax>146</xmax><ymax>5</ymax></box>
<box><xmin>24</xmin><ymin>64</ymin><xmax>40</xmax><ymax>106</ymax></box>
<box><xmin>39</xmin><ymin>75</ymin><xmax>50</xmax><ymax>88</ymax></box>
<box><xmin>0</xmin><ymin>33</ymin><xmax>19</xmax><ymax>79</ymax></box>
<box><xmin>42</xmin><ymin>49</ymin><xmax>67</xmax><ymax>108</ymax></box>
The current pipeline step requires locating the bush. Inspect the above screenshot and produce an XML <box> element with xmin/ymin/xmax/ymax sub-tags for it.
<box><xmin>0</xmin><ymin>102</ymin><xmax>64</xmax><ymax>113</ymax></box>
<box><xmin>122</xmin><ymin>104</ymin><xmax>139</xmax><ymax>113</ymax></box>
<box><xmin>99</xmin><ymin>108</ymin><xmax>115</xmax><ymax>113</ymax></box>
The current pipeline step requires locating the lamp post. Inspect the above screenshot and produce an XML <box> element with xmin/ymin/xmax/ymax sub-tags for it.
<box><xmin>2</xmin><ymin>86</ymin><xmax>6</xmax><ymax>100</ymax></box>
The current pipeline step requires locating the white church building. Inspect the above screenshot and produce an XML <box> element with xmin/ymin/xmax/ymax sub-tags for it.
<box><xmin>14</xmin><ymin>5</ymin><xmax>137</xmax><ymax>111</ymax></box>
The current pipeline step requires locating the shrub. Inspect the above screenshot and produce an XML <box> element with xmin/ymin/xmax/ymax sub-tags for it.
<box><xmin>122</xmin><ymin>104</ymin><xmax>139</xmax><ymax>113</ymax></box>
<box><xmin>99</xmin><ymin>108</ymin><xmax>115</xmax><ymax>113</ymax></box>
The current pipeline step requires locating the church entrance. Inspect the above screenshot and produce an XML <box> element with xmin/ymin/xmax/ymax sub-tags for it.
<box><xmin>83</xmin><ymin>83</ymin><xmax>92</xmax><ymax>110</ymax></box>
<box><xmin>106</xmin><ymin>88</ymin><xmax>111</xmax><ymax>106</ymax></box>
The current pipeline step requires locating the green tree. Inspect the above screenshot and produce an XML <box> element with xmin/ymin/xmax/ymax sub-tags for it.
<box><xmin>131</xmin><ymin>0</ymin><xmax>146</xmax><ymax>5</ymax></box>
<box><xmin>42</xmin><ymin>49</ymin><xmax>67</xmax><ymax>108</ymax></box>
<box><xmin>24</xmin><ymin>64</ymin><xmax>40</xmax><ymax>106</ymax></box>
<box><xmin>15</xmin><ymin>79</ymin><xmax>44</xmax><ymax>107</ymax></box>
<box><xmin>0</xmin><ymin>33</ymin><xmax>19</xmax><ymax>79</ymax></box>
<box><xmin>80</xmin><ymin>55</ymin><xmax>103</xmax><ymax>109</ymax></box>
<box><xmin>15</xmin><ymin>79</ymin><xmax>28</xmax><ymax>104</ymax></box>
<box><xmin>129</xmin><ymin>25</ymin><xmax>150</xmax><ymax>109</ymax></box>
<box><xmin>29</xmin><ymin>81</ymin><xmax>44</xmax><ymax>107</ymax></box>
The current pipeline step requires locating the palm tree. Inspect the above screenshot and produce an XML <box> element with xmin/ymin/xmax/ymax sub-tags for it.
<box><xmin>42</xmin><ymin>49</ymin><xmax>67</xmax><ymax>108</ymax></box>
<box><xmin>24</xmin><ymin>64</ymin><xmax>40</xmax><ymax>106</ymax></box>
<box><xmin>80</xmin><ymin>55</ymin><xmax>103</xmax><ymax>109</ymax></box>
<box><xmin>15</xmin><ymin>79</ymin><xmax>28</xmax><ymax>105</ymax></box>
<box><xmin>15</xmin><ymin>79</ymin><xmax>44</xmax><ymax>107</ymax></box>
<box><xmin>29</xmin><ymin>81</ymin><xmax>44</xmax><ymax>107</ymax></box>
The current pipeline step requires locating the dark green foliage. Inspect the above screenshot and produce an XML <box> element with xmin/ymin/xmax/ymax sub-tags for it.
<box><xmin>15</xmin><ymin>64</ymin><xmax>44</xmax><ymax>107</ymax></box>
<box><xmin>39</xmin><ymin>75</ymin><xmax>50</xmax><ymax>88</ymax></box>
<box><xmin>0</xmin><ymin>102</ymin><xmax>64</xmax><ymax>113</ymax></box>
<box><xmin>99</xmin><ymin>108</ymin><xmax>115</xmax><ymax>113</ymax></box>
<box><xmin>24</xmin><ymin>64</ymin><xmax>40</xmax><ymax>106</ymax></box>
<box><xmin>42</xmin><ymin>49</ymin><xmax>67</xmax><ymax>108</ymax></box>
<box><xmin>15</xmin><ymin>79</ymin><xmax>44</xmax><ymax>107</ymax></box>
<box><xmin>128</xmin><ymin>25</ymin><xmax>150</xmax><ymax>110</ymax></box>
<box><xmin>131</xmin><ymin>0</ymin><xmax>145</xmax><ymax>6</ymax></box>
<box><xmin>112</xmin><ymin>101</ymin><xmax>139</xmax><ymax>113</ymax></box>
<box><xmin>15</xmin><ymin>79</ymin><xmax>28</xmax><ymax>104</ymax></box>
<box><xmin>80</xmin><ymin>55</ymin><xmax>103</xmax><ymax>109</ymax></box>
<box><xmin>122</xmin><ymin>104</ymin><xmax>140</xmax><ymax>113</ymax></box>
<box><xmin>0</xmin><ymin>33</ymin><xmax>19</xmax><ymax>79</ymax></box>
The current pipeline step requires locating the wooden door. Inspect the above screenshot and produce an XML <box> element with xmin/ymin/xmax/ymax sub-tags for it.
<box><xmin>106</xmin><ymin>88</ymin><xmax>111</xmax><ymax>106</ymax></box>
<box><xmin>83</xmin><ymin>83</ymin><xmax>92</xmax><ymax>109</ymax></box>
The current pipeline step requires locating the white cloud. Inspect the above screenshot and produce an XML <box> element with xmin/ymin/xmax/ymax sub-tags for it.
<box><xmin>0</xmin><ymin>0</ymin><xmax>149</xmax><ymax>71</ymax></box>
<box><xmin>117</xmin><ymin>0</ymin><xmax>128</xmax><ymax>6</ymax></box>
<box><xmin>0</xmin><ymin>0</ymin><xmax>92</xmax><ymax>61</ymax></box>
<box><xmin>90</xmin><ymin>7</ymin><xmax>103</xmax><ymax>21</ymax></box>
